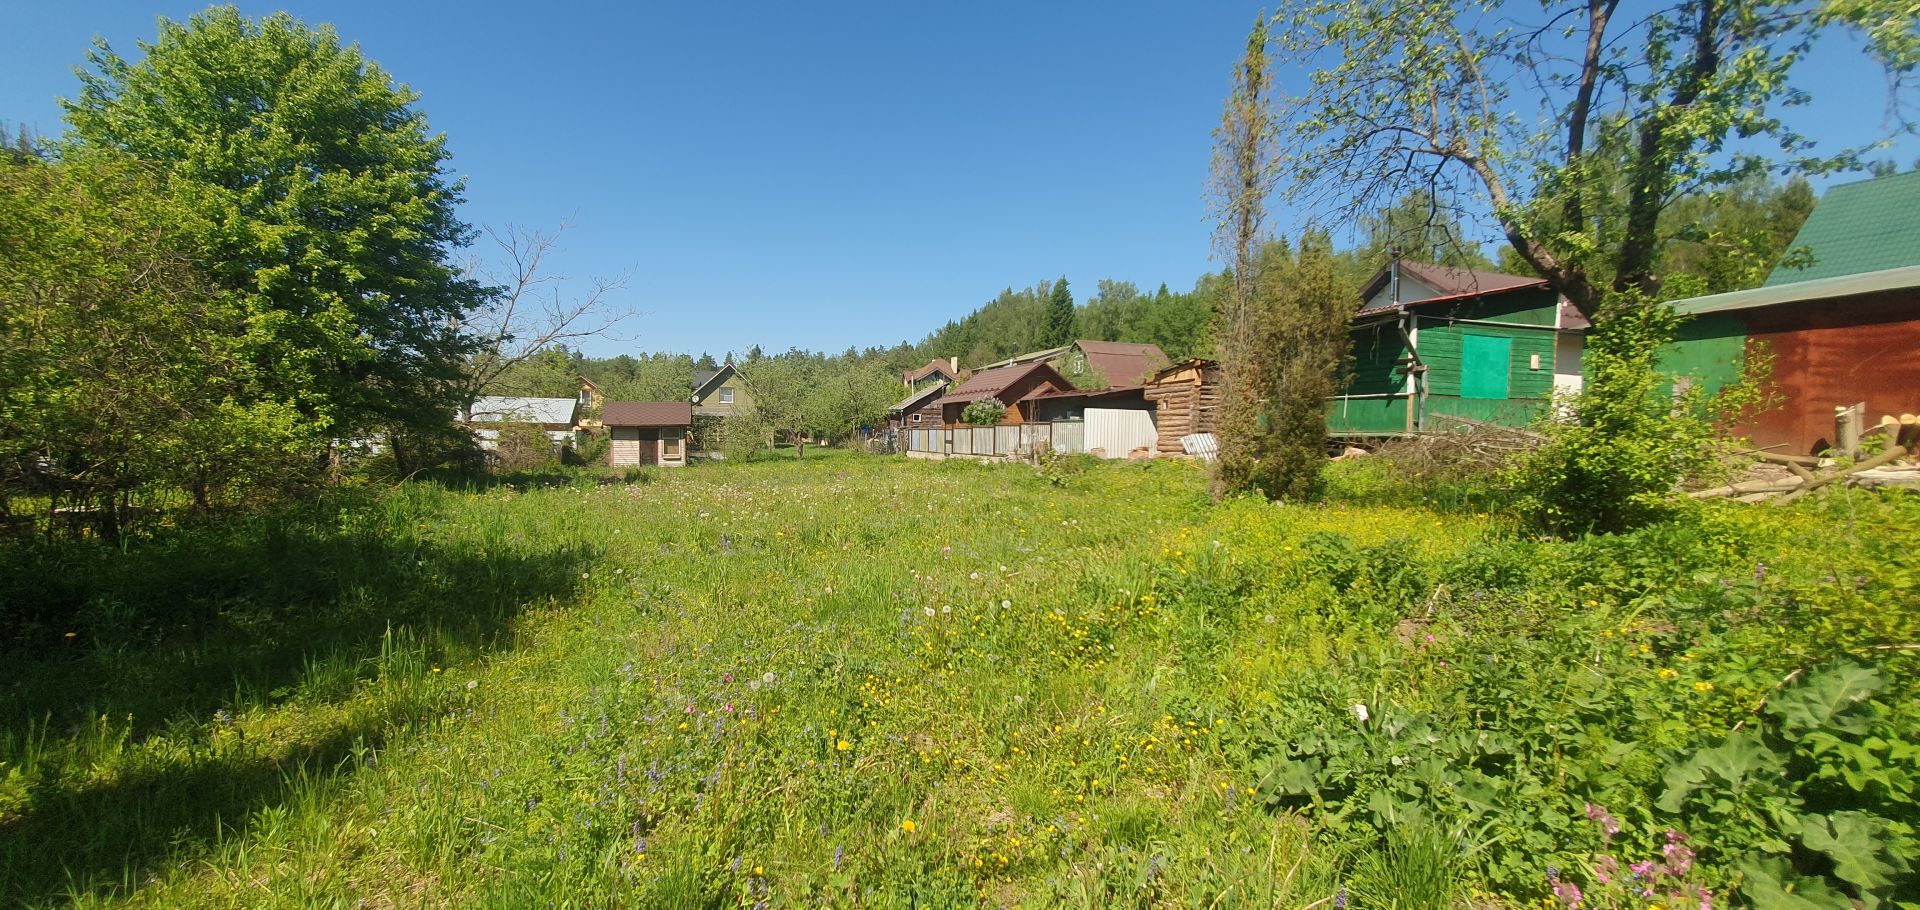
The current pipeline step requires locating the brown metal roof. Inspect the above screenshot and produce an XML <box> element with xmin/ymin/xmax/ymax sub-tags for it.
<box><xmin>940</xmin><ymin>361</ymin><xmax>1071</xmax><ymax>405</ymax></box>
<box><xmin>1358</xmin><ymin>261</ymin><xmax>1548</xmax><ymax>303</ymax></box>
<box><xmin>602</xmin><ymin>401</ymin><xmax>693</xmax><ymax>427</ymax></box>
<box><xmin>1072</xmin><ymin>340</ymin><xmax>1171</xmax><ymax>386</ymax></box>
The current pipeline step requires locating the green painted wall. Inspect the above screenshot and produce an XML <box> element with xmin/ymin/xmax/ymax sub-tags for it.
<box><xmin>1425</xmin><ymin>395</ymin><xmax>1550</xmax><ymax>427</ymax></box>
<box><xmin>1345</xmin><ymin>321</ymin><xmax>1408</xmax><ymax>395</ymax></box>
<box><xmin>1658</xmin><ymin>313</ymin><xmax>1747</xmax><ymax>397</ymax></box>
<box><xmin>1330</xmin><ymin>287</ymin><xmax>1565</xmax><ymax>435</ymax></box>
<box><xmin>1327</xmin><ymin>395</ymin><xmax>1410</xmax><ymax>434</ymax></box>
<box><xmin>696</xmin><ymin>373</ymin><xmax>755</xmax><ymax>412</ymax></box>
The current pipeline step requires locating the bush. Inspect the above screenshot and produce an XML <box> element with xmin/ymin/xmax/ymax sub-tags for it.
<box><xmin>492</xmin><ymin>423</ymin><xmax>559</xmax><ymax>473</ymax></box>
<box><xmin>569</xmin><ymin>431</ymin><xmax>609</xmax><ymax>467</ymax></box>
<box><xmin>1512</xmin><ymin>298</ymin><xmax>1765</xmax><ymax>536</ymax></box>
<box><xmin>960</xmin><ymin>400</ymin><xmax>1006</xmax><ymax>427</ymax></box>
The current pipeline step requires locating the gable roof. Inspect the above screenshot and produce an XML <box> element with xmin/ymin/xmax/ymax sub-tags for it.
<box><xmin>602</xmin><ymin>401</ymin><xmax>694</xmax><ymax>427</ymax></box>
<box><xmin>977</xmin><ymin>344</ymin><xmax>1072</xmax><ymax>372</ymax></box>
<box><xmin>889</xmin><ymin>383</ymin><xmax>946</xmax><ymax>414</ymax></box>
<box><xmin>1672</xmin><ymin>264</ymin><xmax>1920</xmax><ymax>317</ymax></box>
<box><xmin>1073</xmin><ymin>340</ymin><xmax>1171</xmax><ymax>386</ymax></box>
<box><xmin>1765</xmin><ymin>170</ymin><xmax>1920</xmax><ymax>286</ymax></box>
<box><xmin>904</xmin><ymin>359</ymin><xmax>959</xmax><ymax>384</ymax></box>
<box><xmin>692</xmin><ymin>364</ymin><xmax>737</xmax><ymax>399</ymax></box>
<box><xmin>940</xmin><ymin>362</ymin><xmax>1072</xmax><ymax>406</ymax></box>
<box><xmin>1357</xmin><ymin>261</ymin><xmax>1548</xmax><ymax>309</ymax></box>
<box><xmin>467</xmin><ymin>396</ymin><xmax>578</xmax><ymax>425</ymax></box>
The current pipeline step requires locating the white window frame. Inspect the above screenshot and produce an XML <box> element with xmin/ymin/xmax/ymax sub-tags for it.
<box><xmin>718</xmin><ymin>387</ymin><xmax>735</xmax><ymax>404</ymax></box>
<box><xmin>911</xmin><ymin>413</ymin><xmax>921</xmax><ymax>424</ymax></box>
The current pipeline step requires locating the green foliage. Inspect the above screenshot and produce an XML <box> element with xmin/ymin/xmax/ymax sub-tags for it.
<box><xmin>490</xmin><ymin>423</ymin><xmax>560</xmax><ymax>473</ymax></box>
<box><xmin>1513</xmin><ymin>297</ymin><xmax>1764</xmax><ymax>535</ymax></box>
<box><xmin>960</xmin><ymin>400</ymin><xmax>1007</xmax><ymax>427</ymax></box>
<box><xmin>62</xmin><ymin>5</ymin><xmax>483</xmax><ymax>441</ymax></box>
<box><xmin>921</xmin><ymin>275</ymin><xmax>1218</xmax><ymax>368</ymax></box>
<box><xmin>1346</xmin><ymin>820</ymin><xmax>1470</xmax><ymax>910</ymax></box>
<box><xmin>0</xmin><ymin>152</ymin><xmax>317</xmax><ymax>528</ymax></box>
<box><xmin>1658</xmin><ymin>662</ymin><xmax>1918</xmax><ymax>909</ymax></box>
<box><xmin>1079</xmin><ymin>279</ymin><xmax>1218</xmax><ymax>362</ymax></box>
<box><xmin>1658</xmin><ymin>175</ymin><xmax>1818</xmax><ymax>295</ymax></box>
<box><xmin>1214</xmin><ymin>236</ymin><xmax>1352</xmax><ymax>501</ymax></box>
<box><xmin>3</xmin><ymin>454</ymin><xmax>1916</xmax><ymax>907</ymax></box>
<box><xmin>1045</xmin><ymin>276</ymin><xmax>1078</xmax><ymax>348</ymax></box>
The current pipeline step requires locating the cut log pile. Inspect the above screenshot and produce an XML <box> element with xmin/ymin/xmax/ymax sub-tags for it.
<box><xmin>1692</xmin><ymin>414</ymin><xmax>1920</xmax><ymax>503</ymax></box>
<box><xmin>1144</xmin><ymin>363</ymin><xmax>1222</xmax><ymax>458</ymax></box>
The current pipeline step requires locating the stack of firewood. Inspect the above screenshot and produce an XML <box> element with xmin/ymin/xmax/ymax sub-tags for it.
<box><xmin>1690</xmin><ymin>414</ymin><xmax>1920</xmax><ymax>503</ymax></box>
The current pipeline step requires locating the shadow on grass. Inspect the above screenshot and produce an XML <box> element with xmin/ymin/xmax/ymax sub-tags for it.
<box><xmin>0</xmin><ymin>489</ymin><xmax>594</xmax><ymax>905</ymax></box>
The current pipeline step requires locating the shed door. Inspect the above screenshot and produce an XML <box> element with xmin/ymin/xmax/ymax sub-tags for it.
<box><xmin>1461</xmin><ymin>334</ymin><xmax>1512</xmax><ymax>399</ymax></box>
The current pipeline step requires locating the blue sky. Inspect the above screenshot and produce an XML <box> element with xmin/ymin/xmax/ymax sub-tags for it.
<box><xmin>5</xmin><ymin>2</ymin><xmax>1916</xmax><ymax>359</ymax></box>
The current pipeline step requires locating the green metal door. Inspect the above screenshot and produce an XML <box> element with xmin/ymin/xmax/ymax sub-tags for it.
<box><xmin>1460</xmin><ymin>334</ymin><xmax>1511</xmax><ymax>399</ymax></box>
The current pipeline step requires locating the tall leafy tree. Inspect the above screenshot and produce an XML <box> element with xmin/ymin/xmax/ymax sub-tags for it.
<box><xmin>1209</xmin><ymin>15</ymin><xmax>1278</xmax><ymax>498</ymax></box>
<box><xmin>1265</xmin><ymin>0</ymin><xmax>1918</xmax><ymax>321</ymax></box>
<box><xmin>62</xmin><ymin>6</ymin><xmax>485</xmax><ymax>440</ymax></box>
<box><xmin>0</xmin><ymin>152</ymin><xmax>311</xmax><ymax>532</ymax></box>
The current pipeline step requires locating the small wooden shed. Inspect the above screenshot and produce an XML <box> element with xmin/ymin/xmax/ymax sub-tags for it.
<box><xmin>1143</xmin><ymin>359</ymin><xmax>1222</xmax><ymax>458</ymax></box>
<box><xmin>603</xmin><ymin>401</ymin><xmax>693</xmax><ymax>467</ymax></box>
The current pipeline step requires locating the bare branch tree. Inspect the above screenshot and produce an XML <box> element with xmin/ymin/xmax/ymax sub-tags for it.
<box><xmin>452</xmin><ymin>221</ymin><xmax>633</xmax><ymax>418</ymax></box>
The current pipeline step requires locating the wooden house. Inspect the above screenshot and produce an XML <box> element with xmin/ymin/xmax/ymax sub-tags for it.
<box><xmin>575</xmin><ymin>376</ymin><xmax>605</xmax><ymax>428</ymax></box>
<box><xmin>603</xmin><ymin>401</ymin><xmax>693</xmax><ymax>468</ymax></box>
<box><xmin>975</xmin><ymin>340</ymin><xmax>1171</xmax><ymax>389</ymax></box>
<box><xmin>692</xmin><ymin>363</ymin><xmax>752</xmax><ymax>418</ymax></box>
<box><xmin>887</xmin><ymin>382</ymin><xmax>948</xmax><ymax>432</ymax></box>
<box><xmin>1329</xmin><ymin>261</ymin><xmax>1588</xmax><ymax>436</ymax></box>
<box><xmin>690</xmin><ymin>363</ymin><xmax>752</xmax><ymax>452</ymax></box>
<box><xmin>937</xmin><ymin>362</ymin><xmax>1073</xmax><ymax>426</ymax></box>
<box><xmin>903</xmin><ymin>358</ymin><xmax>963</xmax><ymax>390</ymax></box>
<box><xmin>1662</xmin><ymin>171</ymin><xmax>1920</xmax><ymax>454</ymax></box>
<box><xmin>1143</xmin><ymin>359</ymin><xmax>1222</xmax><ymax>458</ymax></box>
<box><xmin>1063</xmin><ymin>340</ymin><xmax>1171</xmax><ymax>388</ymax></box>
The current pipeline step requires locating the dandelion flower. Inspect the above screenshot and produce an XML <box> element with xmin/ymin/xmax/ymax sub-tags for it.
<box><xmin>901</xmin><ymin>819</ymin><xmax>916</xmax><ymax>833</ymax></box>
<box><xmin>837</xmin><ymin>739</ymin><xmax>851</xmax><ymax>751</ymax></box>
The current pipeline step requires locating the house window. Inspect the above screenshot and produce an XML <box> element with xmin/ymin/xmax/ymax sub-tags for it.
<box><xmin>911</xmin><ymin>414</ymin><xmax>921</xmax><ymax>424</ymax></box>
<box><xmin>1072</xmin><ymin>354</ymin><xmax>1087</xmax><ymax>372</ymax></box>
<box><xmin>578</xmin><ymin>390</ymin><xmax>591</xmax><ymax>406</ymax></box>
<box><xmin>718</xmin><ymin>388</ymin><xmax>734</xmax><ymax>404</ymax></box>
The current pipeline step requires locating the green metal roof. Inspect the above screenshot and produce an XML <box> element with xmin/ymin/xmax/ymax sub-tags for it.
<box><xmin>1765</xmin><ymin>170</ymin><xmax>1920</xmax><ymax>286</ymax></box>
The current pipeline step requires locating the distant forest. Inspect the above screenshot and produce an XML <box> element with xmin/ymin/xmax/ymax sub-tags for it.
<box><xmin>492</xmin><ymin>176</ymin><xmax>1819</xmax><ymax>401</ymax></box>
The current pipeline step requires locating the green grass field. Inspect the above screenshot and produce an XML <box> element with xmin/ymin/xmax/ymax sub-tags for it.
<box><xmin>3</xmin><ymin>453</ymin><xmax>1915</xmax><ymax>908</ymax></box>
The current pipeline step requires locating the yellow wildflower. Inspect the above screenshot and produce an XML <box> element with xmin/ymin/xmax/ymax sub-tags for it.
<box><xmin>901</xmin><ymin>819</ymin><xmax>916</xmax><ymax>833</ymax></box>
